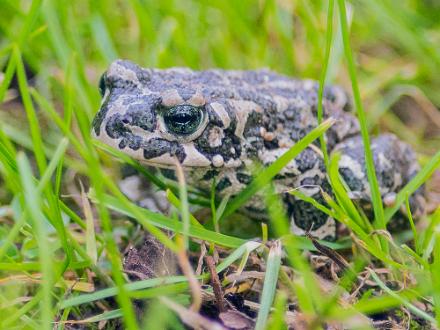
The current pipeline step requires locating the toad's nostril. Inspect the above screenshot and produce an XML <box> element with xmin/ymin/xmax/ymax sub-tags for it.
<box><xmin>98</xmin><ymin>73</ymin><xmax>107</xmax><ymax>97</ymax></box>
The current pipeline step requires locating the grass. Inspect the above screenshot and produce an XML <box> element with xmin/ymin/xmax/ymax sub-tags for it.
<box><xmin>0</xmin><ymin>0</ymin><xmax>440</xmax><ymax>329</ymax></box>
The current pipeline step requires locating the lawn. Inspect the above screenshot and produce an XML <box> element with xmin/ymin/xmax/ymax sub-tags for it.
<box><xmin>0</xmin><ymin>0</ymin><xmax>440</xmax><ymax>329</ymax></box>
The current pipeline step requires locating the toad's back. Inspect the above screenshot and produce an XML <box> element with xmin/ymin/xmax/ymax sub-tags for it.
<box><xmin>94</xmin><ymin>60</ymin><xmax>359</xmax><ymax>166</ymax></box>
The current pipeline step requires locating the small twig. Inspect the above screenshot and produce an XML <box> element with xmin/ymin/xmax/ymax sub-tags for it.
<box><xmin>205</xmin><ymin>255</ymin><xmax>227</xmax><ymax>313</ymax></box>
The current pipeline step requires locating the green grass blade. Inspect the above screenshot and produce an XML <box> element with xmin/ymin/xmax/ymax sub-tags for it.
<box><xmin>60</xmin><ymin>277</ymin><xmax>188</xmax><ymax>309</ymax></box>
<box><xmin>317</xmin><ymin>0</ymin><xmax>334</xmax><ymax>169</ymax></box>
<box><xmin>405</xmin><ymin>196</ymin><xmax>419</xmax><ymax>255</ymax></box>
<box><xmin>267</xmin><ymin>291</ymin><xmax>287</xmax><ymax>329</ymax></box>
<box><xmin>0</xmin><ymin>52</ymin><xmax>16</xmax><ymax>102</ymax></box>
<box><xmin>432</xmin><ymin>230</ymin><xmax>440</xmax><ymax>327</ymax></box>
<box><xmin>95</xmin><ymin>192</ymin><xmax>246</xmax><ymax>248</ymax></box>
<box><xmin>90</xmin><ymin>14</ymin><xmax>118</xmax><ymax>62</ymax></box>
<box><xmin>328</xmin><ymin>154</ymin><xmax>401</xmax><ymax>265</ymax></box>
<box><xmin>37</xmin><ymin>138</ymin><xmax>69</xmax><ymax>193</ymax></box>
<box><xmin>337</xmin><ymin>0</ymin><xmax>386</xmax><ymax>248</ymax></box>
<box><xmin>16</xmin><ymin>153</ymin><xmax>53</xmax><ymax>329</ymax></box>
<box><xmin>328</xmin><ymin>153</ymin><xmax>368</xmax><ymax>231</ymax></box>
<box><xmin>255</xmin><ymin>240</ymin><xmax>282</xmax><ymax>330</ymax></box>
<box><xmin>63</xmin><ymin>309</ymin><xmax>123</xmax><ymax>325</ymax></box>
<box><xmin>13</xmin><ymin>46</ymin><xmax>47</xmax><ymax>175</ymax></box>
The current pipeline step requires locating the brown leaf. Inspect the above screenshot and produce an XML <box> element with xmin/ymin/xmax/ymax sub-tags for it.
<box><xmin>219</xmin><ymin>310</ymin><xmax>255</xmax><ymax>330</ymax></box>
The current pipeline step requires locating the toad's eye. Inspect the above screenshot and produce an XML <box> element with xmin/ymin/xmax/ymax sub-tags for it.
<box><xmin>163</xmin><ymin>105</ymin><xmax>203</xmax><ymax>136</ymax></box>
<box><xmin>98</xmin><ymin>73</ymin><xmax>107</xmax><ymax>97</ymax></box>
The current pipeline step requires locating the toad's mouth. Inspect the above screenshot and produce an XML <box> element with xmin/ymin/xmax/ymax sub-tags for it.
<box><xmin>139</xmin><ymin>158</ymin><xmax>192</xmax><ymax>169</ymax></box>
<box><xmin>140</xmin><ymin>145</ymin><xmax>212</xmax><ymax>168</ymax></box>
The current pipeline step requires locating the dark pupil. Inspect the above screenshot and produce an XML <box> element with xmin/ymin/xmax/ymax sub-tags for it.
<box><xmin>164</xmin><ymin>105</ymin><xmax>202</xmax><ymax>135</ymax></box>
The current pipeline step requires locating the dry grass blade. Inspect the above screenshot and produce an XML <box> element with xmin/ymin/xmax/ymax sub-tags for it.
<box><xmin>79</xmin><ymin>181</ymin><xmax>98</xmax><ymax>264</ymax></box>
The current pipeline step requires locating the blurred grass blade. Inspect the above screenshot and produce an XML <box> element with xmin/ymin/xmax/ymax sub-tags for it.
<box><xmin>90</xmin><ymin>14</ymin><xmax>118</xmax><ymax>62</ymax></box>
<box><xmin>405</xmin><ymin>196</ymin><xmax>419</xmax><ymax>255</ymax></box>
<box><xmin>166</xmin><ymin>189</ymin><xmax>203</xmax><ymax>228</ymax></box>
<box><xmin>214</xmin><ymin>194</ymin><xmax>230</xmax><ymax>226</ymax></box>
<box><xmin>432</xmin><ymin>230</ymin><xmax>440</xmax><ymax>327</ymax></box>
<box><xmin>317</xmin><ymin>0</ymin><xmax>334</xmax><ymax>168</ymax></box>
<box><xmin>16</xmin><ymin>0</ymin><xmax>43</xmax><ymax>48</ymax></box>
<box><xmin>16</xmin><ymin>152</ymin><xmax>53</xmax><ymax>329</ymax></box>
<box><xmin>37</xmin><ymin>138</ymin><xmax>69</xmax><ymax>192</ymax></box>
<box><xmin>422</xmin><ymin>208</ymin><xmax>440</xmax><ymax>262</ymax></box>
<box><xmin>327</xmin><ymin>0</ymin><xmax>352</xmax><ymax>81</ymax></box>
<box><xmin>0</xmin><ymin>137</ymin><xmax>70</xmax><ymax>260</ymax></box>
<box><xmin>61</xmin><ymin>309</ymin><xmax>123</xmax><ymax>325</ymax></box>
<box><xmin>267</xmin><ymin>292</ymin><xmax>288</xmax><ymax>329</ymax></box>
<box><xmin>255</xmin><ymin>240</ymin><xmax>282</xmax><ymax>330</ymax></box>
<box><xmin>0</xmin><ymin>53</ymin><xmax>17</xmax><ymax>102</ymax></box>
<box><xmin>60</xmin><ymin>276</ymin><xmax>188</xmax><ymax>309</ymax></box>
<box><xmin>14</xmin><ymin>46</ymin><xmax>47</xmax><ymax>175</ymax></box>
<box><xmin>80</xmin><ymin>182</ymin><xmax>98</xmax><ymax>264</ymax></box>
